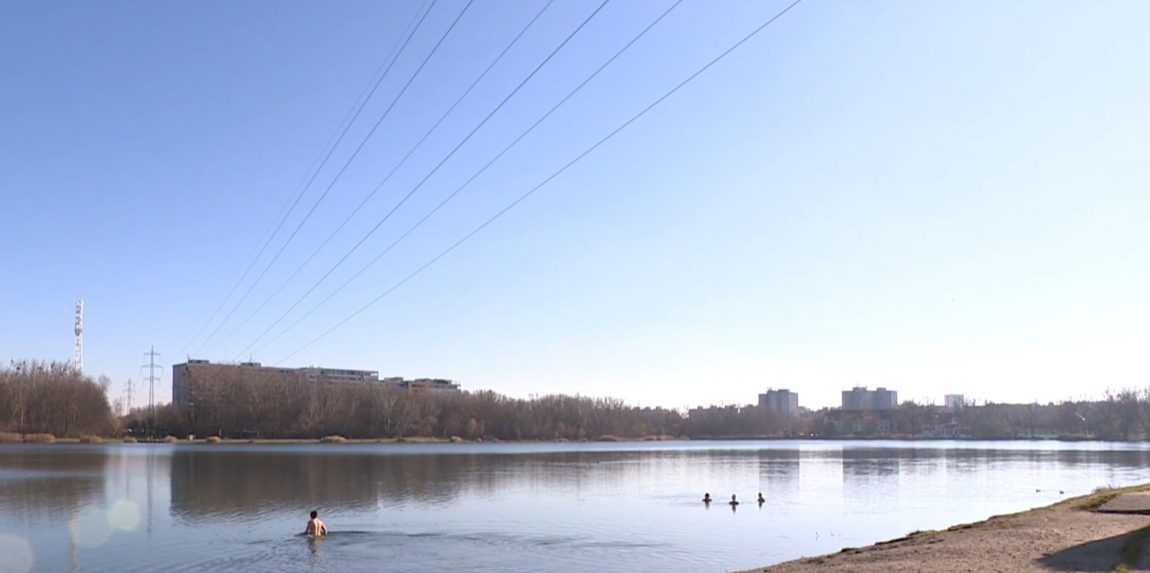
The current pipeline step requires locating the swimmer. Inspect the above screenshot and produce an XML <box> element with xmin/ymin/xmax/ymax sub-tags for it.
<box><xmin>306</xmin><ymin>510</ymin><xmax>328</xmax><ymax>537</ymax></box>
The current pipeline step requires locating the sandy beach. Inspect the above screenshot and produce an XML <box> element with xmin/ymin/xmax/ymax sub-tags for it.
<box><xmin>750</xmin><ymin>485</ymin><xmax>1150</xmax><ymax>573</ymax></box>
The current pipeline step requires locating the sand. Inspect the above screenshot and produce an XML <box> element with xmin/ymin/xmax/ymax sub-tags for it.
<box><xmin>749</xmin><ymin>486</ymin><xmax>1150</xmax><ymax>572</ymax></box>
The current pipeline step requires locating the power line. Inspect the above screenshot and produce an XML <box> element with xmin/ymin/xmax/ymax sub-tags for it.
<box><xmin>251</xmin><ymin>0</ymin><xmax>685</xmax><ymax>354</ymax></box>
<box><xmin>200</xmin><ymin>0</ymin><xmax>470</xmax><ymax>351</ymax></box>
<box><xmin>229</xmin><ymin>0</ymin><xmax>557</xmax><ymax>360</ymax></box>
<box><xmin>276</xmin><ymin>0</ymin><xmax>806</xmax><ymax>364</ymax></box>
<box><xmin>182</xmin><ymin>1</ymin><xmax>433</xmax><ymax>355</ymax></box>
<box><xmin>236</xmin><ymin>0</ymin><xmax>611</xmax><ymax>358</ymax></box>
<box><xmin>198</xmin><ymin>0</ymin><xmax>448</xmax><ymax>351</ymax></box>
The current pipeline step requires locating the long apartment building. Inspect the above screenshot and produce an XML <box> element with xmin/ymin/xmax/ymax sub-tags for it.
<box><xmin>172</xmin><ymin>360</ymin><xmax>457</xmax><ymax>408</ymax></box>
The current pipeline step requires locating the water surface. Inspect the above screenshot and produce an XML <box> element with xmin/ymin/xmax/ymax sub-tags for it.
<box><xmin>2</xmin><ymin>440</ymin><xmax>1149</xmax><ymax>572</ymax></box>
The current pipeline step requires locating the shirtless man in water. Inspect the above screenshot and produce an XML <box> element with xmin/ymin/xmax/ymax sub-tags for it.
<box><xmin>306</xmin><ymin>510</ymin><xmax>327</xmax><ymax>537</ymax></box>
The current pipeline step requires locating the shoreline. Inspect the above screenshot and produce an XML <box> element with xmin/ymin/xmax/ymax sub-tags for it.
<box><xmin>748</xmin><ymin>484</ymin><xmax>1150</xmax><ymax>572</ymax></box>
<box><xmin>0</xmin><ymin>435</ymin><xmax>684</xmax><ymax>445</ymax></box>
<box><xmin>2</xmin><ymin>435</ymin><xmax>1138</xmax><ymax>446</ymax></box>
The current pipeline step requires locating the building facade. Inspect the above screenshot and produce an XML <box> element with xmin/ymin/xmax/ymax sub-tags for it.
<box><xmin>944</xmin><ymin>394</ymin><xmax>965</xmax><ymax>410</ymax></box>
<box><xmin>758</xmin><ymin>388</ymin><xmax>800</xmax><ymax>417</ymax></box>
<box><xmin>841</xmin><ymin>386</ymin><xmax>898</xmax><ymax>411</ymax></box>
<box><xmin>297</xmin><ymin>367</ymin><xmax>380</xmax><ymax>384</ymax></box>
<box><xmin>387</xmin><ymin>378</ymin><xmax>462</xmax><ymax>394</ymax></box>
<box><xmin>172</xmin><ymin>360</ymin><xmax>379</xmax><ymax>408</ymax></box>
<box><xmin>172</xmin><ymin>360</ymin><xmax>461</xmax><ymax>408</ymax></box>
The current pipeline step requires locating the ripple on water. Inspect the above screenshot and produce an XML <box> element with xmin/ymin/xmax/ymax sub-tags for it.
<box><xmin>141</xmin><ymin>529</ymin><xmax>673</xmax><ymax>573</ymax></box>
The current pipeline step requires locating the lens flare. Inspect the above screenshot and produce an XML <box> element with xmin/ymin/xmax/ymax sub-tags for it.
<box><xmin>69</xmin><ymin>508</ymin><xmax>112</xmax><ymax>548</ymax></box>
<box><xmin>108</xmin><ymin>499</ymin><xmax>141</xmax><ymax>531</ymax></box>
<box><xmin>0</xmin><ymin>534</ymin><xmax>35</xmax><ymax>573</ymax></box>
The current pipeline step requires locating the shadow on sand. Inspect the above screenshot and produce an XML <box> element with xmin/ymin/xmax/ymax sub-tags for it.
<box><xmin>1036</xmin><ymin>525</ymin><xmax>1150</xmax><ymax>572</ymax></box>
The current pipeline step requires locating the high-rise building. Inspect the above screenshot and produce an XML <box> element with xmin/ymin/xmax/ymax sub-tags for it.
<box><xmin>758</xmin><ymin>389</ymin><xmax>800</xmax><ymax>417</ymax></box>
<box><xmin>873</xmin><ymin>387</ymin><xmax>897</xmax><ymax>410</ymax></box>
<box><xmin>841</xmin><ymin>386</ymin><xmax>898</xmax><ymax>411</ymax></box>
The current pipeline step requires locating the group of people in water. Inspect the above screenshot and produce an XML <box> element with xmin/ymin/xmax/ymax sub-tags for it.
<box><xmin>306</xmin><ymin>489</ymin><xmax>768</xmax><ymax>536</ymax></box>
<box><xmin>702</xmin><ymin>492</ymin><xmax>765</xmax><ymax>507</ymax></box>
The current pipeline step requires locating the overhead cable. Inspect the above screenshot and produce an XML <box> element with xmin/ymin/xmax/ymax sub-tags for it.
<box><xmin>238</xmin><ymin>0</ymin><xmax>612</xmax><ymax>356</ymax></box>
<box><xmin>276</xmin><ymin>0</ymin><xmax>806</xmax><ymax>364</ymax></box>
<box><xmin>230</xmin><ymin>0</ymin><xmax>557</xmax><ymax>360</ymax></box>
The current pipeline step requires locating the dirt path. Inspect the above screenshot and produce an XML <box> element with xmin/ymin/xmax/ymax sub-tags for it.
<box><xmin>748</xmin><ymin>486</ymin><xmax>1150</xmax><ymax>573</ymax></box>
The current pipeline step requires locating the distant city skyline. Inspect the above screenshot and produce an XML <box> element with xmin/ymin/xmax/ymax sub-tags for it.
<box><xmin>3</xmin><ymin>1</ymin><xmax>1150</xmax><ymax>410</ymax></box>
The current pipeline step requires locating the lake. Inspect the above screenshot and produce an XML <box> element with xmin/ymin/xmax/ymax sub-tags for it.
<box><xmin>2</xmin><ymin>440</ymin><xmax>1149</xmax><ymax>572</ymax></box>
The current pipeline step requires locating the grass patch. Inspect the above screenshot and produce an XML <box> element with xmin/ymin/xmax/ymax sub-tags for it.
<box><xmin>122</xmin><ymin>437</ymin><xmax>138</xmax><ymax>443</ymax></box>
<box><xmin>0</xmin><ymin>432</ymin><xmax>22</xmax><ymax>444</ymax></box>
<box><xmin>320</xmin><ymin>435</ymin><xmax>347</xmax><ymax>444</ymax></box>
<box><xmin>206</xmin><ymin>436</ymin><xmax>222</xmax><ymax>444</ymax></box>
<box><xmin>23</xmin><ymin>433</ymin><xmax>56</xmax><ymax>444</ymax></box>
<box><xmin>162</xmin><ymin>435</ymin><xmax>179</xmax><ymax>443</ymax></box>
<box><xmin>79</xmin><ymin>435</ymin><xmax>103</xmax><ymax>444</ymax></box>
<box><xmin>1075</xmin><ymin>484</ymin><xmax>1150</xmax><ymax>512</ymax></box>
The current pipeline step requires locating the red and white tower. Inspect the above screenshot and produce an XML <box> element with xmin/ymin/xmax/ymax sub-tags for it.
<box><xmin>73</xmin><ymin>298</ymin><xmax>84</xmax><ymax>373</ymax></box>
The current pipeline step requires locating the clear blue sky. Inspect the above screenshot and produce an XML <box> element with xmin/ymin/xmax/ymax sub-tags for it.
<box><xmin>2</xmin><ymin>0</ymin><xmax>1148</xmax><ymax>410</ymax></box>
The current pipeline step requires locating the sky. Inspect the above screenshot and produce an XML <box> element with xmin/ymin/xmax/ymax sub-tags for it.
<box><xmin>2</xmin><ymin>0</ymin><xmax>1149</xmax><ymax>411</ymax></box>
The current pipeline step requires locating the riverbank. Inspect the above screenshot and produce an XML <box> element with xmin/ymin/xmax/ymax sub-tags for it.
<box><xmin>0</xmin><ymin>434</ymin><xmax>685</xmax><ymax>445</ymax></box>
<box><xmin>7</xmin><ymin>434</ymin><xmax>1136</xmax><ymax>445</ymax></box>
<box><xmin>750</xmin><ymin>484</ymin><xmax>1150</xmax><ymax>572</ymax></box>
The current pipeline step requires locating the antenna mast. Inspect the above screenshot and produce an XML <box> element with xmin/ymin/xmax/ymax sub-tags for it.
<box><xmin>73</xmin><ymin>299</ymin><xmax>84</xmax><ymax>372</ymax></box>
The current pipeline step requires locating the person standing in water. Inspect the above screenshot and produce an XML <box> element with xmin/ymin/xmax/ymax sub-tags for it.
<box><xmin>306</xmin><ymin>510</ymin><xmax>328</xmax><ymax>537</ymax></box>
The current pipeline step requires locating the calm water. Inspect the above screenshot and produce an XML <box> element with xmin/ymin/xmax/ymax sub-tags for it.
<box><xmin>2</xmin><ymin>441</ymin><xmax>1150</xmax><ymax>572</ymax></box>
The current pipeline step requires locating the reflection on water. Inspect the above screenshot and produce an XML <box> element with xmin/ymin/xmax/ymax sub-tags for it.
<box><xmin>842</xmin><ymin>448</ymin><xmax>902</xmax><ymax>479</ymax></box>
<box><xmin>0</xmin><ymin>447</ymin><xmax>109</xmax><ymax>520</ymax></box>
<box><xmin>170</xmin><ymin>449</ymin><xmax>727</xmax><ymax>519</ymax></box>
<box><xmin>3</xmin><ymin>441</ymin><xmax>1150</xmax><ymax>572</ymax></box>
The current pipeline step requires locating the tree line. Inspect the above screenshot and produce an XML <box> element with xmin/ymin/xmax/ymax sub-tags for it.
<box><xmin>0</xmin><ymin>361</ymin><xmax>116</xmax><ymax>437</ymax></box>
<box><xmin>687</xmin><ymin>390</ymin><xmax>1150</xmax><ymax>441</ymax></box>
<box><xmin>6</xmin><ymin>358</ymin><xmax>1150</xmax><ymax>442</ymax></box>
<box><xmin>149</xmin><ymin>364</ymin><xmax>684</xmax><ymax>440</ymax></box>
